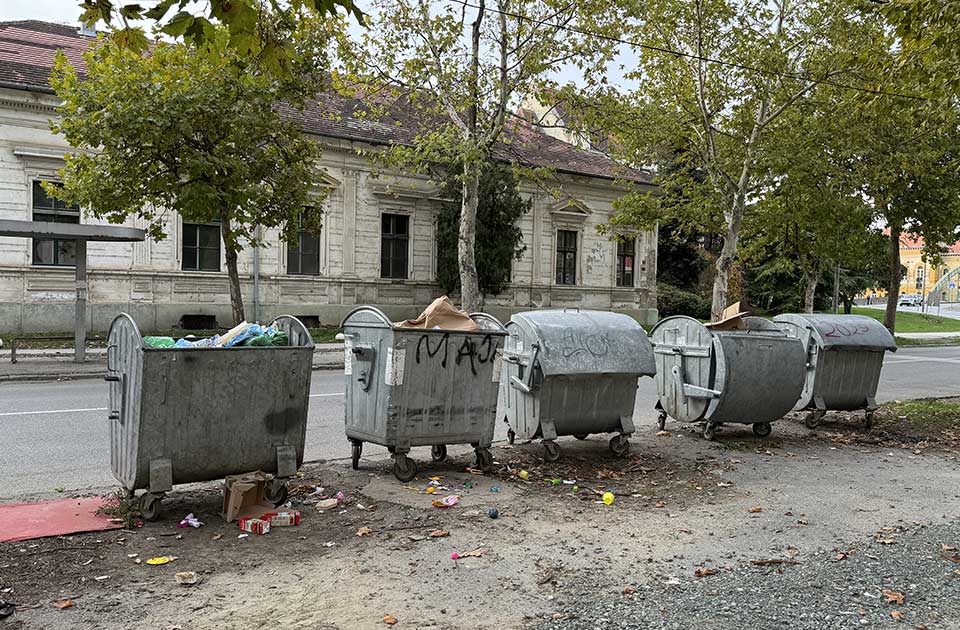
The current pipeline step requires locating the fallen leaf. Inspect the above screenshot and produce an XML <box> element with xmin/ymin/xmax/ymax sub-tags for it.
<box><xmin>942</xmin><ymin>544</ymin><xmax>958</xmax><ymax>552</ymax></box>
<box><xmin>890</xmin><ymin>610</ymin><xmax>904</xmax><ymax>620</ymax></box>
<box><xmin>654</xmin><ymin>501</ymin><xmax>666</xmax><ymax>508</ymax></box>
<box><xmin>429</xmin><ymin>529</ymin><xmax>449</xmax><ymax>538</ymax></box>
<box><xmin>943</xmin><ymin>553</ymin><xmax>960</xmax><ymax>563</ymax></box>
<box><xmin>655</xmin><ymin>430</ymin><xmax>671</xmax><ymax>437</ymax></box>
<box><xmin>694</xmin><ymin>568</ymin><xmax>717</xmax><ymax>577</ymax></box>
<box><xmin>796</xmin><ymin>519</ymin><xmax>809</xmax><ymax>525</ymax></box>
<box><xmin>460</xmin><ymin>548</ymin><xmax>486</xmax><ymax>558</ymax></box>
<box><xmin>383</xmin><ymin>614</ymin><xmax>398</xmax><ymax>625</ymax></box>
<box><xmin>356</xmin><ymin>527</ymin><xmax>373</xmax><ymax>537</ymax></box>
<box><xmin>882</xmin><ymin>589</ymin><xmax>905</xmax><ymax>605</ymax></box>
<box><xmin>212</xmin><ymin>534</ymin><xmax>223</xmax><ymax>541</ymax></box>
<box><xmin>835</xmin><ymin>552</ymin><xmax>848</xmax><ymax>561</ymax></box>
<box><xmin>53</xmin><ymin>599</ymin><xmax>73</xmax><ymax>609</ymax></box>
<box><xmin>623</xmin><ymin>585</ymin><xmax>636</xmax><ymax>595</ymax></box>
<box><xmin>748</xmin><ymin>507</ymin><xmax>762</xmax><ymax>513</ymax></box>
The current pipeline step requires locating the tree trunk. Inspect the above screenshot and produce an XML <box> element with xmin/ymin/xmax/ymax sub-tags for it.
<box><xmin>884</xmin><ymin>223</ymin><xmax>901</xmax><ymax>333</ymax></box>
<box><xmin>220</xmin><ymin>210</ymin><xmax>246</xmax><ymax>326</ymax></box>
<box><xmin>843</xmin><ymin>295</ymin><xmax>853</xmax><ymax>314</ymax></box>
<box><xmin>459</xmin><ymin>161</ymin><xmax>481</xmax><ymax>312</ymax></box>
<box><xmin>710</xmin><ymin>194</ymin><xmax>746</xmax><ymax>321</ymax></box>
<box><xmin>802</xmin><ymin>267</ymin><xmax>818</xmax><ymax>314</ymax></box>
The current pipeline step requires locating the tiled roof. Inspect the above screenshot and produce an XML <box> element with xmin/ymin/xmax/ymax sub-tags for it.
<box><xmin>0</xmin><ymin>20</ymin><xmax>651</xmax><ymax>184</ymax></box>
<box><xmin>898</xmin><ymin>232</ymin><xmax>960</xmax><ymax>254</ymax></box>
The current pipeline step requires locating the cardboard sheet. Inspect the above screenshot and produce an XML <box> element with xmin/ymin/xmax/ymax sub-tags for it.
<box><xmin>0</xmin><ymin>496</ymin><xmax>122</xmax><ymax>543</ymax></box>
<box><xmin>393</xmin><ymin>296</ymin><xmax>480</xmax><ymax>331</ymax></box>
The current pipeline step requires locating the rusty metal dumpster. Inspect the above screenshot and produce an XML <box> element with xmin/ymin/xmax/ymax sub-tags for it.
<box><xmin>651</xmin><ymin>316</ymin><xmax>806</xmax><ymax>440</ymax></box>
<box><xmin>773</xmin><ymin>313</ymin><xmax>897</xmax><ymax>429</ymax></box>
<box><xmin>340</xmin><ymin>306</ymin><xmax>507</xmax><ymax>481</ymax></box>
<box><xmin>497</xmin><ymin>309</ymin><xmax>656</xmax><ymax>461</ymax></box>
<box><xmin>105</xmin><ymin>313</ymin><xmax>314</xmax><ymax>520</ymax></box>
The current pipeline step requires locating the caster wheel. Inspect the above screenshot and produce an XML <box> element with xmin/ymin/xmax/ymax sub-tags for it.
<box><xmin>864</xmin><ymin>411</ymin><xmax>874</xmax><ymax>432</ymax></box>
<box><xmin>507</xmin><ymin>429</ymin><xmax>516</xmax><ymax>446</ymax></box>
<box><xmin>803</xmin><ymin>411</ymin><xmax>822</xmax><ymax>429</ymax></box>
<box><xmin>573</xmin><ymin>433</ymin><xmax>589</xmax><ymax>441</ymax></box>
<box><xmin>657</xmin><ymin>411</ymin><xmax>667</xmax><ymax>431</ymax></box>
<box><xmin>265</xmin><ymin>479</ymin><xmax>289</xmax><ymax>506</ymax></box>
<box><xmin>393</xmin><ymin>455</ymin><xmax>417</xmax><ymax>482</ymax></box>
<box><xmin>351</xmin><ymin>440</ymin><xmax>363</xmax><ymax>470</ymax></box>
<box><xmin>431</xmin><ymin>444</ymin><xmax>448</xmax><ymax>462</ymax></box>
<box><xmin>702</xmin><ymin>423</ymin><xmax>718</xmax><ymax>441</ymax></box>
<box><xmin>752</xmin><ymin>422</ymin><xmax>772</xmax><ymax>438</ymax></box>
<box><xmin>543</xmin><ymin>440</ymin><xmax>561</xmax><ymax>462</ymax></box>
<box><xmin>475</xmin><ymin>448</ymin><xmax>493</xmax><ymax>472</ymax></box>
<box><xmin>139</xmin><ymin>493</ymin><xmax>163</xmax><ymax>521</ymax></box>
<box><xmin>609</xmin><ymin>434</ymin><xmax>630</xmax><ymax>457</ymax></box>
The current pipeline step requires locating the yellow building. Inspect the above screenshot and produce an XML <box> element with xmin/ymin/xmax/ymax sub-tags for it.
<box><xmin>861</xmin><ymin>235</ymin><xmax>960</xmax><ymax>302</ymax></box>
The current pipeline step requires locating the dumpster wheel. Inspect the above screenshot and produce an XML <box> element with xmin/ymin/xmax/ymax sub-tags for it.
<box><xmin>702</xmin><ymin>422</ymin><xmax>718</xmax><ymax>441</ymax></box>
<box><xmin>139</xmin><ymin>492</ymin><xmax>164</xmax><ymax>521</ymax></box>
<box><xmin>657</xmin><ymin>410</ymin><xmax>667</xmax><ymax>431</ymax></box>
<box><xmin>393</xmin><ymin>454</ymin><xmax>417</xmax><ymax>482</ymax></box>
<box><xmin>475</xmin><ymin>448</ymin><xmax>493</xmax><ymax>472</ymax></box>
<box><xmin>431</xmin><ymin>445</ymin><xmax>448</xmax><ymax>462</ymax></box>
<box><xmin>573</xmin><ymin>433</ymin><xmax>589</xmax><ymax>441</ymax></box>
<box><xmin>543</xmin><ymin>440</ymin><xmax>561</xmax><ymax>462</ymax></box>
<box><xmin>804</xmin><ymin>410</ymin><xmax>825</xmax><ymax>429</ymax></box>
<box><xmin>609</xmin><ymin>434</ymin><xmax>630</xmax><ymax>457</ymax></box>
<box><xmin>752</xmin><ymin>422</ymin><xmax>772</xmax><ymax>438</ymax></box>
<box><xmin>351</xmin><ymin>440</ymin><xmax>363</xmax><ymax>470</ymax></box>
<box><xmin>864</xmin><ymin>410</ymin><xmax>874</xmax><ymax>432</ymax></box>
<box><xmin>265</xmin><ymin>479</ymin><xmax>289</xmax><ymax>506</ymax></box>
<box><xmin>507</xmin><ymin>428</ymin><xmax>516</xmax><ymax>445</ymax></box>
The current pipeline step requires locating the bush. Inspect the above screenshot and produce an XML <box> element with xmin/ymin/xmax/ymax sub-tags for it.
<box><xmin>657</xmin><ymin>283</ymin><xmax>711</xmax><ymax>320</ymax></box>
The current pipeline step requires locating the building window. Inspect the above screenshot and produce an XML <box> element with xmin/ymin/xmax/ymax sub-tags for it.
<box><xmin>381</xmin><ymin>213</ymin><xmax>409</xmax><ymax>279</ymax></box>
<box><xmin>182</xmin><ymin>222</ymin><xmax>221</xmax><ymax>271</ymax></box>
<box><xmin>32</xmin><ymin>181</ymin><xmax>79</xmax><ymax>267</ymax></box>
<box><xmin>287</xmin><ymin>213</ymin><xmax>321</xmax><ymax>276</ymax></box>
<box><xmin>555</xmin><ymin>229</ymin><xmax>578</xmax><ymax>285</ymax></box>
<box><xmin>915</xmin><ymin>265</ymin><xmax>925</xmax><ymax>290</ymax></box>
<box><xmin>616</xmin><ymin>238</ymin><xmax>635</xmax><ymax>287</ymax></box>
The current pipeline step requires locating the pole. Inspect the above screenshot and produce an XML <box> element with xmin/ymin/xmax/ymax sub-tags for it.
<box><xmin>74</xmin><ymin>239</ymin><xmax>87</xmax><ymax>363</ymax></box>
<box><xmin>833</xmin><ymin>264</ymin><xmax>840</xmax><ymax>314</ymax></box>
<box><xmin>921</xmin><ymin>262</ymin><xmax>927</xmax><ymax>313</ymax></box>
<box><xmin>253</xmin><ymin>238</ymin><xmax>260</xmax><ymax>324</ymax></box>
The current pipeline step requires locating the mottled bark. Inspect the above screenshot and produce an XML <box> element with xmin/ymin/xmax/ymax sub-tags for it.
<box><xmin>220</xmin><ymin>210</ymin><xmax>245</xmax><ymax>325</ymax></box>
<box><xmin>884</xmin><ymin>223</ymin><xmax>901</xmax><ymax>333</ymax></box>
<box><xmin>459</xmin><ymin>161</ymin><xmax>481</xmax><ymax>312</ymax></box>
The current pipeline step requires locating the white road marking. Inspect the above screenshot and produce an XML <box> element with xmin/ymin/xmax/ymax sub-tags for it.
<box><xmin>0</xmin><ymin>407</ymin><xmax>107</xmax><ymax>417</ymax></box>
<box><xmin>886</xmin><ymin>356</ymin><xmax>960</xmax><ymax>365</ymax></box>
<box><xmin>310</xmin><ymin>392</ymin><xmax>345</xmax><ymax>398</ymax></box>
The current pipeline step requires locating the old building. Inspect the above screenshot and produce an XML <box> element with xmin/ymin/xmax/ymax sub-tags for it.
<box><xmin>0</xmin><ymin>20</ymin><xmax>657</xmax><ymax>334</ymax></box>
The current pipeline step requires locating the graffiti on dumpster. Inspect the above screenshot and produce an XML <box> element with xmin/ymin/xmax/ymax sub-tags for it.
<box><xmin>560</xmin><ymin>329</ymin><xmax>610</xmax><ymax>359</ymax></box>
<box><xmin>818</xmin><ymin>322</ymin><xmax>871</xmax><ymax>339</ymax></box>
<box><xmin>415</xmin><ymin>333</ymin><xmax>498</xmax><ymax>375</ymax></box>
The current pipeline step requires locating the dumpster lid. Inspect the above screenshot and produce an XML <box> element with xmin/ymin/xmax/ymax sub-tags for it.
<box><xmin>509</xmin><ymin>309</ymin><xmax>655</xmax><ymax>376</ymax></box>
<box><xmin>773</xmin><ymin>314</ymin><xmax>897</xmax><ymax>352</ymax></box>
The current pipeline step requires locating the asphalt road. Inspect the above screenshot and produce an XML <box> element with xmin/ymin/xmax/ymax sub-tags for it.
<box><xmin>1</xmin><ymin>345</ymin><xmax>959</xmax><ymax>498</ymax></box>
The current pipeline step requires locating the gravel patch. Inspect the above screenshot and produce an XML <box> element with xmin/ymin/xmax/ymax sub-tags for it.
<box><xmin>538</xmin><ymin>520</ymin><xmax>960</xmax><ymax>630</ymax></box>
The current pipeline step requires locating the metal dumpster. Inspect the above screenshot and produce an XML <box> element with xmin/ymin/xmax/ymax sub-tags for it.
<box><xmin>105</xmin><ymin>313</ymin><xmax>314</xmax><ymax>519</ymax></box>
<box><xmin>497</xmin><ymin>309</ymin><xmax>656</xmax><ymax>462</ymax></box>
<box><xmin>773</xmin><ymin>314</ymin><xmax>897</xmax><ymax>429</ymax></box>
<box><xmin>340</xmin><ymin>306</ymin><xmax>507</xmax><ymax>481</ymax></box>
<box><xmin>651</xmin><ymin>315</ymin><xmax>806</xmax><ymax>440</ymax></box>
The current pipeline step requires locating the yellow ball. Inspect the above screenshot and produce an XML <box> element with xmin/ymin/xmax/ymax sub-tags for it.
<box><xmin>602</xmin><ymin>492</ymin><xmax>615</xmax><ymax>506</ymax></box>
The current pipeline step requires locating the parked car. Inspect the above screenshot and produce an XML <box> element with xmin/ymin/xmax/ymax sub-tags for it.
<box><xmin>899</xmin><ymin>294</ymin><xmax>923</xmax><ymax>307</ymax></box>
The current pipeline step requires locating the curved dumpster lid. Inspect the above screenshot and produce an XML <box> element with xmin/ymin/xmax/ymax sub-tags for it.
<box><xmin>773</xmin><ymin>314</ymin><xmax>897</xmax><ymax>352</ymax></box>
<box><xmin>511</xmin><ymin>309</ymin><xmax>655</xmax><ymax>376</ymax></box>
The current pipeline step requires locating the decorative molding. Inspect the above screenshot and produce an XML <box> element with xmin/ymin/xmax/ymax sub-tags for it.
<box><xmin>0</xmin><ymin>98</ymin><xmax>57</xmax><ymax>115</ymax></box>
<box><xmin>548</xmin><ymin>198</ymin><xmax>590</xmax><ymax>223</ymax></box>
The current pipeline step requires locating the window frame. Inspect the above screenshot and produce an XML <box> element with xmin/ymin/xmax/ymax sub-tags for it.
<box><xmin>287</xmin><ymin>212</ymin><xmax>322</xmax><ymax>276</ymax></box>
<box><xmin>555</xmin><ymin>228</ymin><xmax>578</xmax><ymax>286</ymax></box>
<box><xmin>615</xmin><ymin>237</ymin><xmax>636</xmax><ymax>288</ymax></box>
<box><xmin>380</xmin><ymin>212</ymin><xmax>411</xmax><ymax>280</ymax></box>
<box><xmin>30</xmin><ymin>179</ymin><xmax>80</xmax><ymax>268</ymax></box>
<box><xmin>181</xmin><ymin>221</ymin><xmax>222</xmax><ymax>272</ymax></box>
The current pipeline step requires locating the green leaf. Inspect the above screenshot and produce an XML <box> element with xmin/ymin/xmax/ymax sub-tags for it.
<box><xmin>161</xmin><ymin>11</ymin><xmax>194</xmax><ymax>37</ymax></box>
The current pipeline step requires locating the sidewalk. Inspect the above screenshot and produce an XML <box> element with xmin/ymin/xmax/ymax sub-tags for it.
<box><xmin>0</xmin><ymin>343</ymin><xmax>345</xmax><ymax>382</ymax></box>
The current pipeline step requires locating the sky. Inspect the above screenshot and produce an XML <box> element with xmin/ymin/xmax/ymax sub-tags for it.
<box><xmin>0</xmin><ymin>0</ymin><xmax>90</xmax><ymax>25</ymax></box>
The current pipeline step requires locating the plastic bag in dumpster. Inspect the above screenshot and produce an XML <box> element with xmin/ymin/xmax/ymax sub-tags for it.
<box><xmin>393</xmin><ymin>296</ymin><xmax>479</xmax><ymax>332</ymax></box>
<box><xmin>245</xmin><ymin>330</ymin><xmax>289</xmax><ymax>346</ymax></box>
<box><xmin>143</xmin><ymin>336</ymin><xmax>176</xmax><ymax>348</ymax></box>
<box><xmin>216</xmin><ymin>321</ymin><xmax>263</xmax><ymax>347</ymax></box>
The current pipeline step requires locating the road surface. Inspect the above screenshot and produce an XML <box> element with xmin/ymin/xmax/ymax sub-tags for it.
<box><xmin>1</xmin><ymin>345</ymin><xmax>959</xmax><ymax>498</ymax></box>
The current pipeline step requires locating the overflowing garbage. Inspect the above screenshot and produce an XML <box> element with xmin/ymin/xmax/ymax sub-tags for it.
<box><xmin>143</xmin><ymin>320</ymin><xmax>289</xmax><ymax>349</ymax></box>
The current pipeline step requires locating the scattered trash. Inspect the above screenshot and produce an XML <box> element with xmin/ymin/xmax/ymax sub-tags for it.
<box><xmin>487</xmin><ymin>508</ymin><xmax>499</xmax><ymax>519</ymax></box>
<box><xmin>0</xmin><ymin>600</ymin><xmax>13</xmax><ymax>618</ymax></box>
<box><xmin>425</xmin><ymin>487</ymin><xmax>436</xmax><ymax>495</ymax></box>
<box><xmin>52</xmin><ymin>599</ymin><xmax>73</xmax><ymax>609</ymax></box>
<box><xmin>654</xmin><ymin>501</ymin><xmax>666</xmax><ymax>509</ymax></box>
<box><xmin>126</xmin><ymin>553</ymin><xmax>138</xmax><ymax>559</ymax></box>
<box><xmin>547</xmin><ymin>478</ymin><xmax>561</xmax><ymax>485</ymax></box>
<box><xmin>356</xmin><ymin>527</ymin><xmax>373</xmax><ymax>537</ymax></box>
<box><xmin>262</xmin><ymin>511</ymin><xmax>301</xmax><ymax>527</ymax></box>
<box><xmin>655</xmin><ymin>430</ymin><xmax>671</xmax><ymax>437</ymax></box>
<box><xmin>238</xmin><ymin>533</ymin><xmax>249</xmax><ymax>539</ymax></box>
<box><xmin>238</xmin><ymin>517</ymin><xmax>270</xmax><ymax>535</ymax></box>
<box><xmin>429</xmin><ymin>529</ymin><xmax>449</xmax><ymax>538</ymax></box>
<box><xmin>748</xmin><ymin>506</ymin><xmax>763</xmax><ymax>513</ymax></box>
<box><xmin>146</xmin><ymin>556</ymin><xmax>176</xmax><ymax>565</ymax></box>
<box><xmin>562</xmin><ymin>480</ymin><xmax>576</xmax><ymax>485</ymax></box>
<box><xmin>432</xmin><ymin>495</ymin><xmax>461</xmax><ymax>508</ymax></box>
<box><xmin>602</xmin><ymin>492</ymin><xmax>615</xmax><ymax>506</ymax></box>
<box><xmin>323</xmin><ymin>542</ymin><xmax>336</xmax><ymax>548</ymax></box>
<box><xmin>623</xmin><ymin>585</ymin><xmax>637</xmax><ymax>595</ymax></box>
<box><xmin>450</xmin><ymin>552</ymin><xmax>460</xmax><ymax>560</ymax></box>
<box><xmin>177</xmin><ymin>513</ymin><xmax>203</xmax><ymax>529</ymax></box>
<box><xmin>336</xmin><ymin>491</ymin><xmax>349</xmax><ymax>505</ymax></box>
<box><xmin>212</xmin><ymin>533</ymin><xmax>223</xmax><ymax>541</ymax></box>
<box><xmin>93</xmin><ymin>575</ymin><xmax>110</xmax><ymax>581</ymax></box>
<box><xmin>518</xmin><ymin>470</ymin><xmax>530</xmax><ymax>481</ymax></box>
<box><xmin>489</xmin><ymin>486</ymin><xmax>501</xmax><ymax>493</ymax></box>
<box><xmin>383</xmin><ymin>614</ymin><xmax>398</xmax><ymax>625</ymax></box>
<box><xmin>460</xmin><ymin>548</ymin><xmax>486</xmax><ymax>558</ymax></box>
<box><xmin>316</xmin><ymin>498</ymin><xmax>339</xmax><ymax>511</ymax></box>
<box><xmin>466</xmin><ymin>467</ymin><xmax>484</xmax><ymax>475</ymax></box>
<box><xmin>175</xmin><ymin>572</ymin><xmax>199</xmax><ymax>586</ymax></box>
<box><xmin>890</xmin><ymin>610</ymin><xmax>904</xmax><ymax>620</ymax></box>
<box><xmin>694</xmin><ymin>568</ymin><xmax>718</xmax><ymax>577</ymax></box>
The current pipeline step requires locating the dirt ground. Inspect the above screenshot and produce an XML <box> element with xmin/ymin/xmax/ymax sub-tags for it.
<box><xmin>2</xmin><ymin>406</ymin><xmax>960</xmax><ymax>630</ymax></box>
